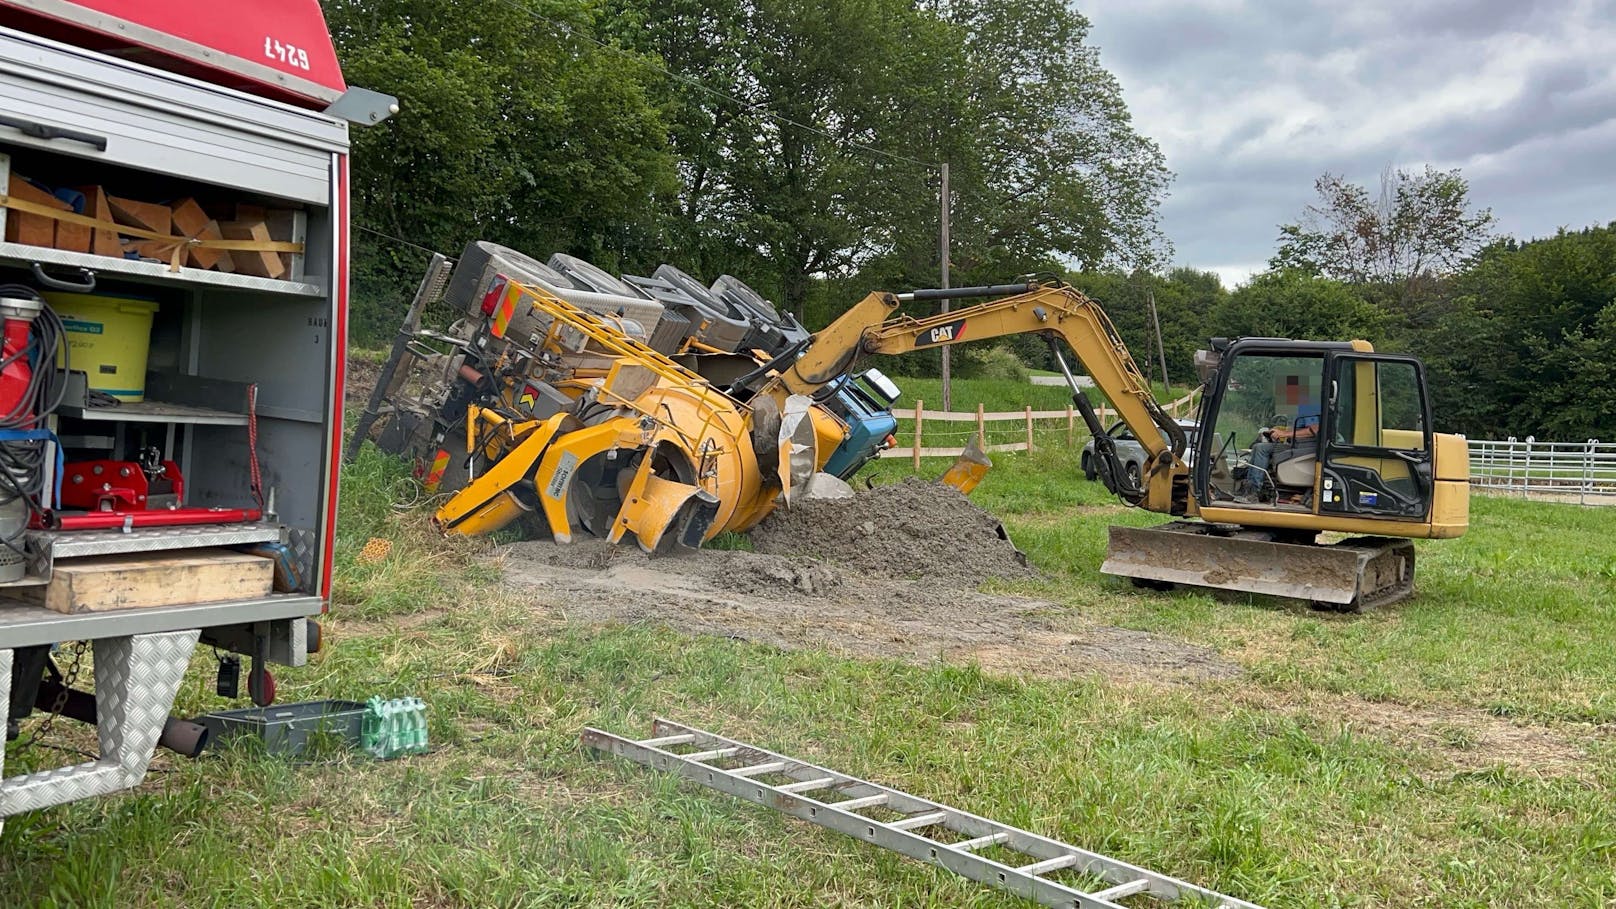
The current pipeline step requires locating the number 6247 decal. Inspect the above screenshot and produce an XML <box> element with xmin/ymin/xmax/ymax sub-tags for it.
<box><xmin>264</xmin><ymin>37</ymin><xmax>311</xmax><ymax>71</ymax></box>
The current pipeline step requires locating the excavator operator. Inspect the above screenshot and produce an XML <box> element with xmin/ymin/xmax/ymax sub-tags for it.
<box><xmin>1242</xmin><ymin>393</ymin><xmax>1321</xmax><ymax>499</ymax></box>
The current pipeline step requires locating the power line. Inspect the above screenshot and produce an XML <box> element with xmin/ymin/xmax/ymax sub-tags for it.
<box><xmin>356</xmin><ymin>223</ymin><xmax>444</xmax><ymax>258</ymax></box>
<box><xmin>491</xmin><ymin>0</ymin><xmax>940</xmax><ymax>172</ymax></box>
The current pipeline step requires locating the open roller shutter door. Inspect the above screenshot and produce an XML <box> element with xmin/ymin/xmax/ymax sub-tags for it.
<box><xmin>0</xmin><ymin>27</ymin><xmax>345</xmax><ymax>204</ymax></box>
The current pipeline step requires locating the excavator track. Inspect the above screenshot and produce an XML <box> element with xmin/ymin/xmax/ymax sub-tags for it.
<box><xmin>1103</xmin><ymin>522</ymin><xmax>1416</xmax><ymax>612</ymax></box>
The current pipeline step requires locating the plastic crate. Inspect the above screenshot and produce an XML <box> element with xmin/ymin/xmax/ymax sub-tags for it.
<box><xmin>197</xmin><ymin>699</ymin><xmax>367</xmax><ymax>756</ymax></box>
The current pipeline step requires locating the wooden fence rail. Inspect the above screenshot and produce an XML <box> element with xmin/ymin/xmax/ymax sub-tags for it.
<box><xmin>882</xmin><ymin>386</ymin><xmax>1201</xmax><ymax>461</ymax></box>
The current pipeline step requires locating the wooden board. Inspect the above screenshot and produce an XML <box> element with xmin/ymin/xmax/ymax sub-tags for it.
<box><xmin>53</xmin><ymin>190</ymin><xmax>91</xmax><ymax>254</ymax></box>
<box><xmin>236</xmin><ymin>204</ymin><xmax>302</xmax><ymax>277</ymax></box>
<box><xmin>107</xmin><ymin>194</ymin><xmax>171</xmax><ymax>235</ymax></box>
<box><xmin>35</xmin><ymin>548</ymin><xmax>273</xmax><ymax>614</ymax></box>
<box><xmin>4</xmin><ymin>174</ymin><xmax>70</xmax><ymax>248</ymax></box>
<box><xmin>170</xmin><ymin>197</ymin><xmax>234</xmax><ymax>272</ymax></box>
<box><xmin>76</xmin><ymin>185</ymin><xmax>123</xmax><ymax>257</ymax></box>
<box><xmin>219</xmin><ymin>219</ymin><xmax>286</xmax><ymax>278</ymax></box>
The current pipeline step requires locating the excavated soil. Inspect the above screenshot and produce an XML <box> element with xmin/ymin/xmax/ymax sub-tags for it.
<box><xmin>497</xmin><ymin>478</ymin><xmax>1236</xmax><ymax>682</ymax></box>
<box><xmin>748</xmin><ymin>477</ymin><xmax>1034</xmax><ymax>585</ymax></box>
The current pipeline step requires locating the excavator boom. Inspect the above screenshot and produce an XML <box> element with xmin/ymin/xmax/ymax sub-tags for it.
<box><xmin>774</xmin><ymin>281</ymin><xmax>1191</xmax><ymax>514</ymax></box>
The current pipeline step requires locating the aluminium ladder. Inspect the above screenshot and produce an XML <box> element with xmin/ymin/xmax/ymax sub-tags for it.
<box><xmin>582</xmin><ymin>718</ymin><xmax>1265</xmax><ymax>909</ymax></box>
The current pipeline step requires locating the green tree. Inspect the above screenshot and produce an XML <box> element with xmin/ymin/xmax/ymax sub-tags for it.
<box><xmin>607</xmin><ymin>0</ymin><xmax>1170</xmax><ymax>320</ymax></box>
<box><xmin>323</xmin><ymin>0</ymin><xmax>677</xmax><ymax>343</ymax></box>
<box><xmin>1273</xmin><ymin>166</ymin><xmax>1495</xmax><ymax>311</ymax></box>
<box><xmin>1211</xmin><ymin>270</ymin><xmax>1386</xmax><ymax>343</ymax></box>
<box><xmin>1422</xmin><ymin>225</ymin><xmax>1616</xmax><ymax>438</ymax></box>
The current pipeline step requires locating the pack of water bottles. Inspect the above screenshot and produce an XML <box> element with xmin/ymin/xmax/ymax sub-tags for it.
<box><xmin>360</xmin><ymin>696</ymin><xmax>429</xmax><ymax>760</ymax></box>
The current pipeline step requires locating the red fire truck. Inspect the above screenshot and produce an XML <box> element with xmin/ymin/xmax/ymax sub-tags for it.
<box><xmin>0</xmin><ymin>1</ymin><xmax>391</xmax><ymax>826</ymax></box>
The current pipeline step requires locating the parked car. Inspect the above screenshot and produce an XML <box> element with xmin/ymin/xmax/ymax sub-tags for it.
<box><xmin>1081</xmin><ymin>419</ymin><xmax>1200</xmax><ymax>485</ymax></box>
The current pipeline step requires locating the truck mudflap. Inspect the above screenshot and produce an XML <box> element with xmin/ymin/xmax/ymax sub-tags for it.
<box><xmin>0</xmin><ymin>630</ymin><xmax>199</xmax><ymax>833</ymax></box>
<box><xmin>1103</xmin><ymin>522</ymin><xmax>1415</xmax><ymax>611</ymax></box>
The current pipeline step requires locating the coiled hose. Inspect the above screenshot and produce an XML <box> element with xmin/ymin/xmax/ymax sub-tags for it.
<box><xmin>0</xmin><ymin>283</ymin><xmax>69</xmax><ymax>553</ymax></box>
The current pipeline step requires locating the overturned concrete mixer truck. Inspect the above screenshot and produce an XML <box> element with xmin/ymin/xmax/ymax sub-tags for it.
<box><xmin>347</xmin><ymin>243</ymin><xmax>906</xmax><ymax>550</ymax></box>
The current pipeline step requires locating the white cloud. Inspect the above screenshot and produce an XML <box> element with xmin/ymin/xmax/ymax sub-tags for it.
<box><xmin>1087</xmin><ymin>0</ymin><xmax>1616</xmax><ymax>273</ymax></box>
<box><xmin>1204</xmin><ymin>263</ymin><xmax>1265</xmax><ymax>290</ymax></box>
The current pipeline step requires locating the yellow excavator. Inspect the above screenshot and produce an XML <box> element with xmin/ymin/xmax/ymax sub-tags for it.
<box><xmin>354</xmin><ymin>259</ymin><xmax>1467</xmax><ymax>611</ymax></box>
<box><xmin>773</xmin><ymin>280</ymin><xmax>1468</xmax><ymax>609</ymax></box>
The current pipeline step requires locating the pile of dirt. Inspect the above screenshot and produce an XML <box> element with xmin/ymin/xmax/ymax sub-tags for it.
<box><xmin>749</xmin><ymin>477</ymin><xmax>1034</xmax><ymax>585</ymax></box>
<box><xmin>495</xmin><ymin>479</ymin><xmax>1234</xmax><ymax>682</ymax></box>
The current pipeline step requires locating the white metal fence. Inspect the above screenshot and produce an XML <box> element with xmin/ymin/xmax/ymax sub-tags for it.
<box><xmin>1467</xmin><ymin>437</ymin><xmax>1616</xmax><ymax>505</ymax></box>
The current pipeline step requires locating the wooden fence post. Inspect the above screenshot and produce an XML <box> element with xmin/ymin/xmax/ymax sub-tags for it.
<box><xmin>1025</xmin><ymin>405</ymin><xmax>1034</xmax><ymax>453</ymax></box>
<box><xmin>913</xmin><ymin>398</ymin><xmax>923</xmax><ymax>471</ymax></box>
<box><xmin>1066</xmin><ymin>405</ymin><xmax>1074</xmax><ymax>447</ymax></box>
<box><xmin>976</xmin><ymin>402</ymin><xmax>985</xmax><ymax>447</ymax></box>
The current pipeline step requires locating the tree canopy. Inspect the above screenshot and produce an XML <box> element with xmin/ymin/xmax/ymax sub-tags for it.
<box><xmin>327</xmin><ymin>0</ymin><xmax>1170</xmax><ymax>330</ymax></box>
<box><xmin>1417</xmin><ymin>225</ymin><xmax>1616</xmax><ymax>439</ymax></box>
<box><xmin>1272</xmin><ymin>166</ymin><xmax>1496</xmax><ymax>304</ymax></box>
<box><xmin>326</xmin><ymin>0</ymin><xmax>678</xmax><ymax>341</ymax></box>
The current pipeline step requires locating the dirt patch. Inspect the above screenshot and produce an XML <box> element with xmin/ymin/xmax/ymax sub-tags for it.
<box><xmin>497</xmin><ymin>480</ymin><xmax>1234</xmax><ymax>682</ymax></box>
<box><xmin>1219</xmin><ymin>686</ymin><xmax>1595</xmax><ymax>777</ymax></box>
<box><xmin>1322</xmin><ymin>695</ymin><xmax>1592</xmax><ymax>777</ymax></box>
<box><xmin>499</xmin><ymin>541</ymin><xmax>1233</xmax><ymax>681</ymax></box>
<box><xmin>346</xmin><ymin>354</ymin><xmax>382</xmax><ymax>405</ymax></box>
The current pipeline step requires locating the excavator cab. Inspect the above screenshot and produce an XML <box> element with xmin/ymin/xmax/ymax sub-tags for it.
<box><xmin>1190</xmin><ymin>339</ymin><xmax>1441</xmax><ymax>525</ymax></box>
<box><xmin>1103</xmin><ymin>336</ymin><xmax>1467</xmax><ymax>611</ymax></box>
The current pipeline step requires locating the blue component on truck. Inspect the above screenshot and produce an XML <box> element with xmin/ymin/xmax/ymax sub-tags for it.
<box><xmin>821</xmin><ymin>370</ymin><xmax>902</xmax><ymax>479</ymax></box>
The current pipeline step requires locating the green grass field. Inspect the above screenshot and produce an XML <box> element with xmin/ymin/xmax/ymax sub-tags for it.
<box><xmin>3</xmin><ymin>387</ymin><xmax>1614</xmax><ymax>908</ymax></box>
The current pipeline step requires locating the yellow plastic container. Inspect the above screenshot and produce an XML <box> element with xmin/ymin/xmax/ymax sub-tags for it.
<box><xmin>46</xmin><ymin>292</ymin><xmax>161</xmax><ymax>402</ymax></box>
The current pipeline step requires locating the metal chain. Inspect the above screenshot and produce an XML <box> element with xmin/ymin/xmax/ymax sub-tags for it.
<box><xmin>14</xmin><ymin>640</ymin><xmax>89</xmax><ymax>751</ymax></box>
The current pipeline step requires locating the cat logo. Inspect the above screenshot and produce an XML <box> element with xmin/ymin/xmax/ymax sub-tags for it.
<box><xmin>916</xmin><ymin>318</ymin><xmax>967</xmax><ymax>347</ymax></box>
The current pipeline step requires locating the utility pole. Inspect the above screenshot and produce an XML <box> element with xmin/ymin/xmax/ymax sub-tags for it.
<box><xmin>1147</xmin><ymin>289</ymin><xmax>1170</xmax><ymax>394</ymax></box>
<box><xmin>939</xmin><ymin>162</ymin><xmax>952</xmax><ymax>411</ymax></box>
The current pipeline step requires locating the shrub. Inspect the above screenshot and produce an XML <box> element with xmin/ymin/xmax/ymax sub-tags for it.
<box><xmin>958</xmin><ymin>345</ymin><xmax>1029</xmax><ymax>382</ymax></box>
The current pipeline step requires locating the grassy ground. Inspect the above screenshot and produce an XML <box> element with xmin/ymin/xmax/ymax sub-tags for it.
<box><xmin>3</xmin><ymin>430</ymin><xmax>1614</xmax><ymax>906</ymax></box>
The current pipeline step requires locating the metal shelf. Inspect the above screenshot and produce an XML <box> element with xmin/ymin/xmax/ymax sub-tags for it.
<box><xmin>58</xmin><ymin>399</ymin><xmax>248</xmax><ymax>425</ymax></box>
<box><xmin>0</xmin><ymin>241</ymin><xmax>323</xmax><ymax>297</ymax></box>
<box><xmin>35</xmin><ymin>522</ymin><xmax>281</xmax><ymax>559</ymax></box>
<box><xmin>0</xmin><ymin>593</ymin><xmax>321</xmax><ymax>649</ymax></box>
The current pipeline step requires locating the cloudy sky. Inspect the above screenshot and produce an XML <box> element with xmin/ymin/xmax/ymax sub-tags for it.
<box><xmin>1084</xmin><ymin>0</ymin><xmax>1616</xmax><ymax>288</ymax></box>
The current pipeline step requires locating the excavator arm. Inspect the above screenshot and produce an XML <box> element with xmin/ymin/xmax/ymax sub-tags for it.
<box><xmin>771</xmin><ymin>280</ymin><xmax>1192</xmax><ymax>516</ymax></box>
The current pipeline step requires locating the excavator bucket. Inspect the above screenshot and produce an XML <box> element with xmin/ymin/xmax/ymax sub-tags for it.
<box><xmin>1102</xmin><ymin>522</ymin><xmax>1416</xmax><ymax>612</ymax></box>
<box><xmin>938</xmin><ymin>433</ymin><xmax>992</xmax><ymax>494</ymax></box>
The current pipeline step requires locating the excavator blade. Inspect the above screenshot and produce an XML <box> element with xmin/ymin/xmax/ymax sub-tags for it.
<box><xmin>1103</xmin><ymin>522</ymin><xmax>1415</xmax><ymax>612</ymax></box>
<box><xmin>938</xmin><ymin>433</ymin><xmax>993</xmax><ymax>495</ymax></box>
